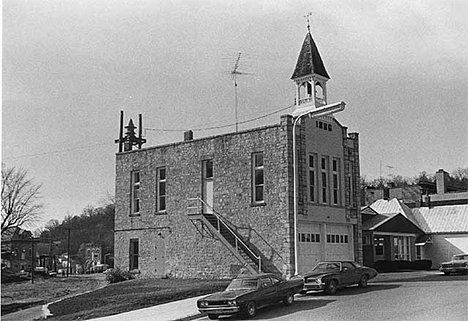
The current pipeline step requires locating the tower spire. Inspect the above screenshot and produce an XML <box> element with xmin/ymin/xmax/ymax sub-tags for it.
<box><xmin>291</xmin><ymin>17</ymin><xmax>330</xmax><ymax>110</ymax></box>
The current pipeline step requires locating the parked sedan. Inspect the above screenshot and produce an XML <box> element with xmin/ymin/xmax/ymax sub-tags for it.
<box><xmin>439</xmin><ymin>254</ymin><xmax>468</xmax><ymax>275</ymax></box>
<box><xmin>197</xmin><ymin>273</ymin><xmax>303</xmax><ymax>319</ymax></box>
<box><xmin>296</xmin><ymin>261</ymin><xmax>378</xmax><ymax>295</ymax></box>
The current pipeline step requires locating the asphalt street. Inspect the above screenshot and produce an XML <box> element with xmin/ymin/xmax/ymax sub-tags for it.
<box><xmin>195</xmin><ymin>271</ymin><xmax>468</xmax><ymax>321</ymax></box>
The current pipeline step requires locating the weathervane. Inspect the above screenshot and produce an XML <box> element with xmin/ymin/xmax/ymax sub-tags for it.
<box><xmin>304</xmin><ymin>12</ymin><xmax>312</xmax><ymax>32</ymax></box>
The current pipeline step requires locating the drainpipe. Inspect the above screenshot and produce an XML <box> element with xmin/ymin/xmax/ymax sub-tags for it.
<box><xmin>292</xmin><ymin>102</ymin><xmax>346</xmax><ymax>275</ymax></box>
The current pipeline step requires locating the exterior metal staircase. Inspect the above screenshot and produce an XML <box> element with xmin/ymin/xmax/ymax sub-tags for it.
<box><xmin>187</xmin><ymin>198</ymin><xmax>262</xmax><ymax>275</ymax></box>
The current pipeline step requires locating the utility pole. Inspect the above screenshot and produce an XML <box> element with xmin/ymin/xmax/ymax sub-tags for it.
<box><xmin>67</xmin><ymin>228</ymin><xmax>71</xmax><ymax>277</ymax></box>
<box><xmin>31</xmin><ymin>239</ymin><xmax>35</xmax><ymax>284</ymax></box>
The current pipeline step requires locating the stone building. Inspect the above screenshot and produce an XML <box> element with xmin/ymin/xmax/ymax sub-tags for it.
<box><xmin>114</xmin><ymin>28</ymin><xmax>361</xmax><ymax>278</ymax></box>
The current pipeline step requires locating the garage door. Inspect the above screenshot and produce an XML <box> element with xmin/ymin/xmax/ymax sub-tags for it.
<box><xmin>298</xmin><ymin>223</ymin><xmax>322</xmax><ymax>273</ymax></box>
<box><xmin>325</xmin><ymin>224</ymin><xmax>353</xmax><ymax>261</ymax></box>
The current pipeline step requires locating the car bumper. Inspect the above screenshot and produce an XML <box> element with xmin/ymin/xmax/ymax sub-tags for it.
<box><xmin>303</xmin><ymin>282</ymin><xmax>325</xmax><ymax>291</ymax></box>
<box><xmin>440</xmin><ymin>267</ymin><xmax>468</xmax><ymax>272</ymax></box>
<box><xmin>198</xmin><ymin>307</ymin><xmax>240</xmax><ymax>315</ymax></box>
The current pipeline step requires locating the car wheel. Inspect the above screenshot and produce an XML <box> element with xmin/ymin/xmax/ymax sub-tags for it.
<box><xmin>245</xmin><ymin>301</ymin><xmax>257</xmax><ymax>318</ymax></box>
<box><xmin>208</xmin><ymin>315</ymin><xmax>219</xmax><ymax>320</ymax></box>
<box><xmin>283</xmin><ymin>290</ymin><xmax>294</xmax><ymax>306</ymax></box>
<box><xmin>325</xmin><ymin>280</ymin><xmax>338</xmax><ymax>294</ymax></box>
<box><xmin>359</xmin><ymin>275</ymin><xmax>369</xmax><ymax>288</ymax></box>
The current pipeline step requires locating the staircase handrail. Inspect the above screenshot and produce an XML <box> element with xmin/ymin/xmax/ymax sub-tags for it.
<box><xmin>187</xmin><ymin>197</ymin><xmax>262</xmax><ymax>272</ymax></box>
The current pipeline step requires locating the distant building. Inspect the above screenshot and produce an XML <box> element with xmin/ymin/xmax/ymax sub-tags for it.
<box><xmin>1</xmin><ymin>227</ymin><xmax>34</xmax><ymax>273</ymax></box>
<box><xmin>114</xmin><ymin>28</ymin><xmax>361</xmax><ymax>278</ymax></box>
<box><xmin>362</xmin><ymin>169</ymin><xmax>468</xmax><ymax>208</ymax></box>
<box><xmin>362</xmin><ymin>169</ymin><xmax>468</xmax><ymax>269</ymax></box>
<box><xmin>361</xmin><ymin>199</ymin><xmax>424</xmax><ymax>267</ymax></box>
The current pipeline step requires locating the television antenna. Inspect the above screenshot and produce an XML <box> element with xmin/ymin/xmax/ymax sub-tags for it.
<box><xmin>230</xmin><ymin>52</ymin><xmax>254</xmax><ymax>132</ymax></box>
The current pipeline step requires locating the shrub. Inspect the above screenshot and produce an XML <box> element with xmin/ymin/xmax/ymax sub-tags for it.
<box><xmin>414</xmin><ymin>260</ymin><xmax>433</xmax><ymax>270</ymax></box>
<box><xmin>104</xmin><ymin>267</ymin><xmax>135</xmax><ymax>283</ymax></box>
<box><xmin>374</xmin><ymin>260</ymin><xmax>398</xmax><ymax>272</ymax></box>
<box><xmin>395</xmin><ymin>260</ymin><xmax>413</xmax><ymax>270</ymax></box>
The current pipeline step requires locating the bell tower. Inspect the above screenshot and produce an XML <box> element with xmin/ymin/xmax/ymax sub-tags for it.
<box><xmin>291</xmin><ymin>15</ymin><xmax>330</xmax><ymax>111</ymax></box>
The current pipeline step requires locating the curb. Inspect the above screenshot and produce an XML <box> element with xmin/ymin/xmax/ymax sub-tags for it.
<box><xmin>174</xmin><ymin>313</ymin><xmax>206</xmax><ymax>321</ymax></box>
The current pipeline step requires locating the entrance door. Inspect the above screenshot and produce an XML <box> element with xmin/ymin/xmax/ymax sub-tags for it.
<box><xmin>202</xmin><ymin>160</ymin><xmax>213</xmax><ymax>213</ymax></box>
<box><xmin>154</xmin><ymin>234</ymin><xmax>165</xmax><ymax>277</ymax></box>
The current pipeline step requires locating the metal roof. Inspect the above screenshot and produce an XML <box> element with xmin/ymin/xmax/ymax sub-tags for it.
<box><xmin>411</xmin><ymin>205</ymin><xmax>468</xmax><ymax>233</ymax></box>
<box><xmin>291</xmin><ymin>32</ymin><xmax>330</xmax><ymax>80</ymax></box>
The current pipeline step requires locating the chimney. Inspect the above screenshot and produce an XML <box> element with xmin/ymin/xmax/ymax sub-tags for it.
<box><xmin>184</xmin><ymin>130</ymin><xmax>193</xmax><ymax>141</ymax></box>
<box><xmin>435</xmin><ymin>169</ymin><xmax>449</xmax><ymax>195</ymax></box>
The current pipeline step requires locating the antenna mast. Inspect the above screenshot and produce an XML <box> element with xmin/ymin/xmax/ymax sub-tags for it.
<box><xmin>231</xmin><ymin>52</ymin><xmax>242</xmax><ymax>132</ymax></box>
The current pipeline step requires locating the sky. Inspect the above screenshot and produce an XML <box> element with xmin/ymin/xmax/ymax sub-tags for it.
<box><xmin>2</xmin><ymin>0</ymin><xmax>467</xmax><ymax>230</ymax></box>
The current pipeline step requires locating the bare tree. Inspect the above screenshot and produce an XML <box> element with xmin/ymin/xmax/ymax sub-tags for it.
<box><xmin>1</xmin><ymin>164</ymin><xmax>43</xmax><ymax>234</ymax></box>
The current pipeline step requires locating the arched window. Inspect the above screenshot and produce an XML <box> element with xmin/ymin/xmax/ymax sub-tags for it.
<box><xmin>315</xmin><ymin>82</ymin><xmax>325</xmax><ymax>105</ymax></box>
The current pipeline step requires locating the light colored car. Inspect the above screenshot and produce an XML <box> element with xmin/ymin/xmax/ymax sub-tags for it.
<box><xmin>439</xmin><ymin>254</ymin><xmax>468</xmax><ymax>275</ymax></box>
<box><xmin>296</xmin><ymin>261</ymin><xmax>378</xmax><ymax>295</ymax></box>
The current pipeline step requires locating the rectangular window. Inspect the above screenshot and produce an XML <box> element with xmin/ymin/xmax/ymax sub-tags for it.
<box><xmin>131</xmin><ymin>171</ymin><xmax>140</xmax><ymax>215</ymax></box>
<box><xmin>332</xmin><ymin>158</ymin><xmax>340</xmax><ymax>205</ymax></box>
<box><xmin>309</xmin><ymin>154</ymin><xmax>317</xmax><ymax>202</ymax></box>
<box><xmin>252</xmin><ymin>152</ymin><xmax>264</xmax><ymax>203</ymax></box>
<box><xmin>129</xmin><ymin>239</ymin><xmax>139</xmax><ymax>270</ymax></box>
<box><xmin>204</xmin><ymin>159</ymin><xmax>213</xmax><ymax>179</ymax></box>
<box><xmin>416</xmin><ymin>245</ymin><xmax>422</xmax><ymax>260</ymax></box>
<box><xmin>394</xmin><ymin>236</ymin><xmax>411</xmax><ymax>260</ymax></box>
<box><xmin>348</xmin><ymin>175</ymin><xmax>354</xmax><ymax>207</ymax></box>
<box><xmin>374</xmin><ymin>237</ymin><xmax>384</xmax><ymax>256</ymax></box>
<box><xmin>156</xmin><ymin>167</ymin><xmax>166</xmax><ymax>212</ymax></box>
<box><xmin>321</xmin><ymin>156</ymin><xmax>328</xmax><ymax>204</ymax></box>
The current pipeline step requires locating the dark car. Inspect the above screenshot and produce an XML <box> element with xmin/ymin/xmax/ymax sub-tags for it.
<box><xmin>296</xmin><ymin>261</ymin><xmax>378</xmax><ymax>295</ymax></box>
<box><xmin>439</xmin><ymin>254</ymin><xmax>468</xmax><ymax>275</ymax></box>
<box><xmin>197</xmin><ymin>273</ymin><xmax>303</xmax><ymax>319</ymax></box>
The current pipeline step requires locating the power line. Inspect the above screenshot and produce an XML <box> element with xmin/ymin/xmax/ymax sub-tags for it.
<box><xmin>3</xmin><ymin>105</ymin><xmax>294</xmax><ymax>160</ymax></box>
<box><xmin>145</xmin><ymin>104</ymin><xmax>293</xmax><ymax>133</ymax></box>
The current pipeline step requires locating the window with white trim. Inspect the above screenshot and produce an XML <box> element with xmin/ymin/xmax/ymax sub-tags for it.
<box><xmin>299</xmin><ymin>232</ymin><xmax>321</xmax><ymax>243</ymax></box>
<box><xmin>309</xmin><ymin>154</ymin><xmax>317</xmax><ymax>203</ymax></box>
<box><xmin>131</xmin><ymin>171</ymin><xmax>140</xmax><ymax>215</ymax></box>
<box><xmin>129</xmin><ymin>239</ymin><xmax>139</xmax><ymax>270</ymax></box>
<box><xmin>156</xmin><ymin>167</ymin><xmax>166</xmax><ymax>212</ymax></box>
<box><xmin>332</xmin><ymin>158</ymin><xmax>341</xmax><ymax>205</ymax></box>
<box><xmin>252</xmin><ymin>152</ymin><xmax>264</xmax><ymax>204</ymax></box>
<box><xmin>321</xmin><ymin>156</ymin><xmax>328</xmax><ymax>204</ymax></box>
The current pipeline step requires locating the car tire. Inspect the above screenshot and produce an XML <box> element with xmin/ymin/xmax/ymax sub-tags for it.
<box><xmin>283</xmin><ymin>290</ymin><xmax>294</xmax><ymax>306</ymax></box>
<box><xmin>359</xmin><ymin>275</ymin><xmax>369</xmax><ymax>288</ymax></box>
<box><xmin>325</xmin><ymin>280</ymin><xmax>338</xmax><ymax>295</ymax></box>
<box><xmin>208</xmin><ymin>315</ymin><xmax>219</xmax><ymax>320</ymax></box>
<box><xmin>245</xmin><ymin>301</ymin><xmax>257</xmax><ymax>318</ymax></box>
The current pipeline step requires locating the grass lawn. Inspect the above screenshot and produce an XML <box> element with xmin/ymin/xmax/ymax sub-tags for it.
<box><xmin>47</xmin><ymin>278</ymin><xmax>230</xmax><ymax>320</ymax></box>
<box><xmin>2</xmin><ymin>273</ymin><xmax>229</xmax><ymax>320</ymax></box>
<box><xmin>1</xmin><ymin>274</ymin><xmax>107</xmax><ymax>315</ymax></box>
